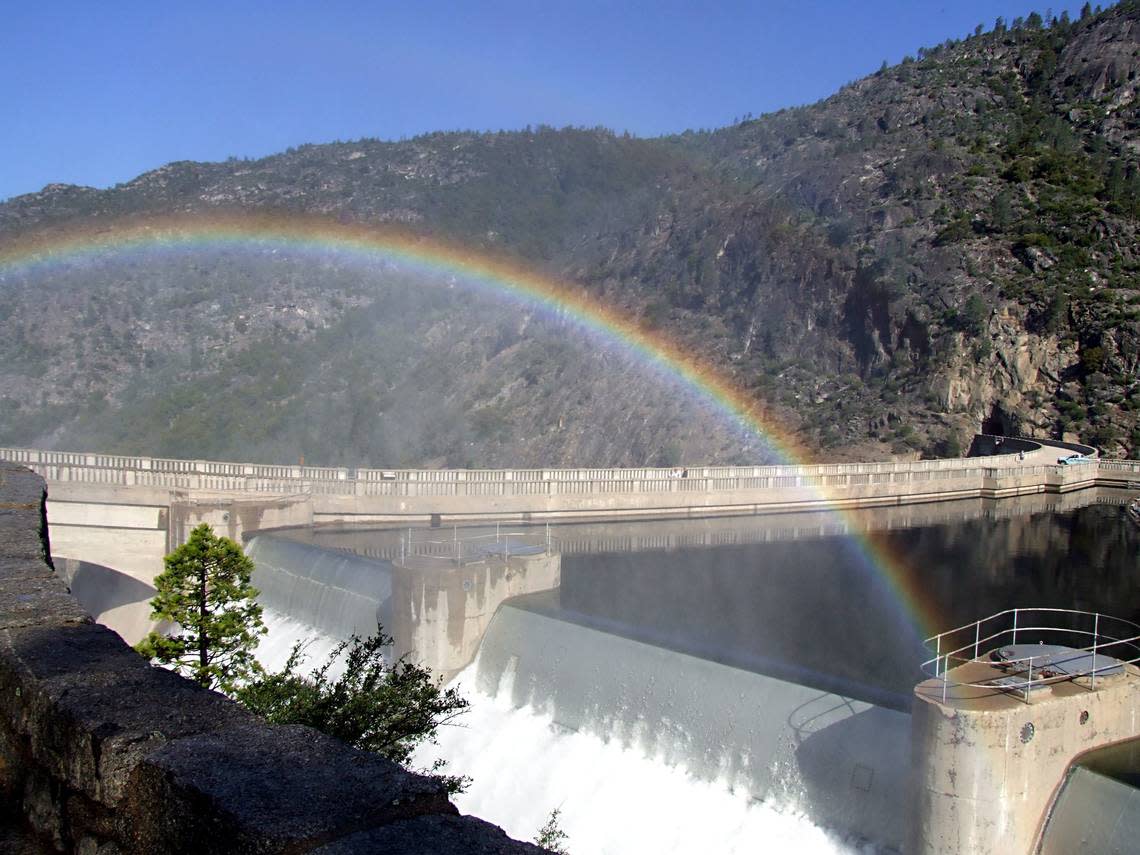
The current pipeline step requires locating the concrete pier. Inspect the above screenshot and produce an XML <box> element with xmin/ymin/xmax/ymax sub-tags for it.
<box><xmin>247</xmin><ymin>533</ymin><xmax>561</xmax><ymax>683</ymax></box>
<box><xmin>912</xmin><ymin>641</ymin><xmax>1140</xmax><ymax>854</ymax></box>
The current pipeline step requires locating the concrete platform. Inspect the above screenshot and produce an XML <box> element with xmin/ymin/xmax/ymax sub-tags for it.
<box><xmin>915</xmin><ymin>657</ymin><xmax>1138</xmax><ymax>710</ymax></box>
<box><xmin>912</xmin><ymin>653</ymin><xmax>1140</xmax><ymax>854</ymax></box>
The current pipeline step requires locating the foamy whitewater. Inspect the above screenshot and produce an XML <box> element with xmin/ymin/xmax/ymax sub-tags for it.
<box><xmin>256</xmin><ymin>609</ymin><xmax>875</xmax><ymax>854</ymax></box>
<box><xmin>255</xmin><ymin>607</ymin><xmax>347</xmax><ymax>676</ymax></box>
<box><xmin>413</xmin><ymin>660</ymin><xmax>877</xmax><ymax>855</ymax></box>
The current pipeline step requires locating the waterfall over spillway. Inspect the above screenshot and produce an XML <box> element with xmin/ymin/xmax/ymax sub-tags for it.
<box><xmin>246</xmin><ymin>532</ymin><xmax>902</xmax><ymax>851</ymax></box>
<box><xmin>248</xmin><ymin>534</ymin><xmax>394</xmax><ymax>678</ymax></box>
<box><xmin>411</xmin><ymin>597</ymin><xmax>903</xmax><ymax>852</ymax></box>
<box><xmin>247</xmin><ymin>534</ymin><xmax>393</xmax><ymax>639</ymax></box>
<box><xmin>255</xmin><ymin>606</ymin><xmax>347</xmax><ymax>675</ymax></box>
<box><xmin>252</xmin><ymin>601</ymin><xmax>880</xmax><ymax>854</ymax></box>
<box><xmin>412</xmin><ymin>658</ymin><xmax>876</xmax><ymax>855</ymax></box>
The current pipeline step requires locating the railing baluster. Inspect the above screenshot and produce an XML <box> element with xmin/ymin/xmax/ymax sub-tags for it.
<box><xmin>1092</xmin><ymin>612</ymin><xmax>1100</xmax><ymax>689</ymax></box>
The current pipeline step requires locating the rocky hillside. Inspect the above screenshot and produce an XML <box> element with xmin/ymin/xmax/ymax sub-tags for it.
<box><xmin>1</xmin><ymin>2</ymin><xmax>1138</xmax><ymax>466</ymax></box>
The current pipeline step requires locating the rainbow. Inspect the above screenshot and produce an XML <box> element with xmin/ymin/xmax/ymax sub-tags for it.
<box><xmin>0</xmin><ymin>211</ymin><xmax>938</xmax><ymax>638</ymax></box>
<box><xmin>0</xmin><ymin>211</ymin><xmax>802</xmax><ymax>457</ymax></box>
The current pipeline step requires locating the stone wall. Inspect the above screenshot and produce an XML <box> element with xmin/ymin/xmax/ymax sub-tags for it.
<box><xmin>0</xmin><ymin>462</ymin><xmax>541</xmax><ymax>855</ymax></box>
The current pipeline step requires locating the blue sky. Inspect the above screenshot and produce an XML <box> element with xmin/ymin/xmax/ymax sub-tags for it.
<box><xmin>2</xmin><ymin>1</ymin><xmax>1087</xmax><ymax>201</ymax></box>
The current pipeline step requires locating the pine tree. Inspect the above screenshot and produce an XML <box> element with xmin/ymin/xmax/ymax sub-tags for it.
<box><xmin>534</xmin><ymin>809</ymin><xmax>571</xmax><ymax>854</ymax></box>
<box><xmin>136</xmin><ymin>523</ymin><xmax>266</xmax><ymax>692</ymax></box>
<box><xmin>235</xmin><ymin>633</ymin><xmax>471</xmax><ymax>794</ymax></box>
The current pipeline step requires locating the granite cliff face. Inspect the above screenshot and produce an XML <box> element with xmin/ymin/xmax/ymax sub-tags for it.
<box><xmin>1</xmin><ymin>4</ymin><xmax>1139</xmax><ymax>466</ymax></box>
<box><xmin>938</xmin><ymin>307</ymin><xmax>1082</xmax><ymax>435</ymax></box>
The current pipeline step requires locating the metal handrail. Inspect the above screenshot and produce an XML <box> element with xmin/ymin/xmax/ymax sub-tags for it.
<box><xmin>922</xmin><ymin>608</ymin><xmax>1140</xmax><ymax>703</ymax></box>
<box><xmin>399</xmin><ymin>524</ymin><xmax>557</xmax><ymax>565</ymax></box>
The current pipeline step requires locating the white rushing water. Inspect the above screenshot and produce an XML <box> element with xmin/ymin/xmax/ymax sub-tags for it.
<box><xmin>256</xmin><ymin>608</ymin><xmax>876</xmax><ymax>854</ymax></box>
<box><xmin>255</xmin><ymin>606</ymin><xmax>348</xmax><ymax>676</ymax></box>
<box><xmin>414</xmin><ymin>660</ymin><xmax>877</xmax><ymax>855</ymax></box>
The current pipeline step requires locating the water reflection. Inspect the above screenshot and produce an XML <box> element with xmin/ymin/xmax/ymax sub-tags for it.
<box><xmin>280</xmin><ymin>488</ymin><xmax>1140</xmax><ymax>703</ymax></box>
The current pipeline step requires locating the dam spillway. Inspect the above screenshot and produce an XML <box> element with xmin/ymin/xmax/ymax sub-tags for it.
<box><xmin>248</xmin><ymin>490</ymin><xmax>1140</xmax><ymax>853</ymax></box>
<box><xmin>455</xmin><ymin>595</ymin><xmax>911</xmax><ymax>847</ymax></box>
<box><xmin>247</xmin><ymin>530</ymin><xmax>561</xmax><ymax>682</ymax></box>
<box><xmin>247</xmin><ymin>536</ymin><xmax>394</xmax><ymax>639</ymax></box>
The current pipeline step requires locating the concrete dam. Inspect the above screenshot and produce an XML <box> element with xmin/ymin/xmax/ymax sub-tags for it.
<box><xmin>0</xmin><ymin>433</ymin><xmax>1121</xmax><ymax>591</ymax></box>
<box><xmin>3</xmin><ymin>438</ymin><xmax>1140</xmax><ymax>853</ymax></box>
<box><xmin>242</xmin><ymin>487</ymin><xmax>1140</xmax><ymax>852</ymax></box>
<box><xmin>227</xmin><ymin>519</ymin><xmax>920</xmax><ymax>850</ymax></box>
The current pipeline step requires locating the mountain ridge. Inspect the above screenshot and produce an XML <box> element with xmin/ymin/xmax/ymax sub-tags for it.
<box><xmin>2</xmin><ymin>3</ymin><xmax>1139</xmax><ymax>466</ymax></box>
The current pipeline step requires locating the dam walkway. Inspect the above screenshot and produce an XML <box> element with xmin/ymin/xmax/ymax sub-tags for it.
<box><xmin>1</xmin><ymin>434</ymin><xmax>1135</xmax><ymax>586</ymax></box>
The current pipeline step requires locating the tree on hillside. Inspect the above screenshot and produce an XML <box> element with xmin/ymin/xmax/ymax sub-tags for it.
<box><xmin>135</xmin><ymin>523</ymin><xmax>266</xmax><ymax>692</ymax></box>
<box><xmin>960</xmin><ymin>293</ymin><xmax>989</xmax><ymax>337</ymax></box>
<box><xmin>137</xmin><ymin>529</ymin><xmax>469</xmax><ymax>790</ymax></box>
<box><xmin>534</xmin><ymin>809</ymin><xmax>571</xmax><ymax>854</ymax></box>
<box><xmin>234</xmin><ymin>632</ymin><xmax>470</xmax><ymax>793</ymax></box>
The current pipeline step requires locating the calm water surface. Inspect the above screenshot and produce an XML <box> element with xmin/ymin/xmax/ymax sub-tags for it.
<box><xmin>288</xmin><ymin>489</ymin><xmax>1140</xmax><ymax>699</ymax></box>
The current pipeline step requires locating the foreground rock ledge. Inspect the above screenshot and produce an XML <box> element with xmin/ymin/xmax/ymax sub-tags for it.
<box><xmin>0</xmin><ymin>461</ymin><xmax>541</xmax><ymax>854</ymax></box>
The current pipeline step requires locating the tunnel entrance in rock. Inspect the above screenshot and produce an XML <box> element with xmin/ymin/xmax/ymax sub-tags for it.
<box><xmin>981</xmin><ymin>402</ymin><xmax>1020</xmax><ymax>437</ymax></box>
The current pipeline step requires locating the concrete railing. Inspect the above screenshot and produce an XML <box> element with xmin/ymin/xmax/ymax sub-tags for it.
<box><xmin>11</xmin><ymin>440</ymin><xmax>1135</xmax><ymax>580</ymax></box>
<box><xmin>0</xmin><ymin>462</ymin><xmax>541</xmax><ymax>854</ymax></box>
<box><xmin>0</xmin><ymin>435</ymin><xmax>1107</xmax><ymax>503</ymax></box>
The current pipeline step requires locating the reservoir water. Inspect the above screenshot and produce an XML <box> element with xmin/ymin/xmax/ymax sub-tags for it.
<box><xmin>250</xmin><ymin>488</ymin><xmax>1140</xmax><ymax>853</ymax></box>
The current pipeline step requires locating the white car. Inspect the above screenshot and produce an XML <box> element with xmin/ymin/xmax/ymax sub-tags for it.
<box><xmin>1057</xmin><ymin>453</ymin><xmax>1092</xmax><ymax>465</ymax></box>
